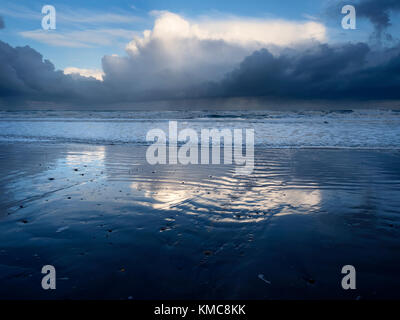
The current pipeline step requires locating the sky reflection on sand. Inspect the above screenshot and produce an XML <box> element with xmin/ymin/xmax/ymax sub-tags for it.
<box><xmin>0</xmin><ymin>143</ymin><xmax>400</xmax><ymax>299</ymax></box>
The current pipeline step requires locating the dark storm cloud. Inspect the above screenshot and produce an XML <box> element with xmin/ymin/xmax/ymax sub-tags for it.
<box><xmin>331</xmin><ymin>0</ymin><xmax>400</xmax><ymax>40</ymax></box>
<box><xmin>85</xmin><ymin>40</ymin><xmax>400</xmax><ymax>102</ymax></box>
<box><xmin>1</xmin><ymin>39</ymin><xmax>400</xmax><ymax>109</ymax></box>
<box><xmin>207</xmin><ymin>42</ymin><xmax>400</xmax><ymax>100</ymax></box>
<box><xmin>0</xmin><ymin>40</ymin><xmax>105</xmax><ymax>107</ymax></box>
<box><xmin>0</xmin><ymin>16</ymin><xmax>5</xmax><ymax>29</ymax></box>
<box><xmin>357</xmin><ymin>0</ymin><xmax>400</xmax><ymax>39</ymax></box>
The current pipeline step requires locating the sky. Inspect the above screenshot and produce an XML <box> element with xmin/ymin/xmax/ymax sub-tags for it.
<box><xmin>0</xmin><ymin>0</ymin><xmax>400</xmax><ymax>109</ymax></box>
<box><xmin>0</xmin><ymin>0</ymin><xmax>378</xmax><ymax>70</ymax></box>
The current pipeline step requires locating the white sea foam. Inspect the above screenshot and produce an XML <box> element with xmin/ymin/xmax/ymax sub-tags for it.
<box><xmin>0</xmin><ymin>110</ymin><xmax>399</xmax><ymax>148</ymax></box>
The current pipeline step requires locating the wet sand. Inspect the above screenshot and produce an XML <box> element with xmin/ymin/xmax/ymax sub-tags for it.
<box><xmin>0</xmin><ymin>142</ymin><xmax>399</xmax><ymax>299</ymax></box>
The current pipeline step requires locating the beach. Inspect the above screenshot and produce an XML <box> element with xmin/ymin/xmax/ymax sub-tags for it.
<box><xmin>2</xmin><ymin>0</ymin><xmax>400</xmax><ymax>306</ymax></box>
<box><xmin>0</xmin><ymin>141</ymin><xmax>399</xmax><ymax>299</ymax></box>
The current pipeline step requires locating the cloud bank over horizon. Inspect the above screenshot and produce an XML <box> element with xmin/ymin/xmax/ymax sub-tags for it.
<box><xmin>1</xmin><ymin>3</ymin><xmax>400</xmax><ymax>109</ymax></box>
<box><xmin>101</xmin><ymin>11</ymin><xmax>327</xmax><ymax>96</ymax></box>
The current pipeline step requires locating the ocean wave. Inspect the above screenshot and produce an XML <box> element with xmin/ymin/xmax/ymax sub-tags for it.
<box><xmin>0</xmin><ymin>110</ymin><xmax>399</xmax><ymax>148</ymax></box>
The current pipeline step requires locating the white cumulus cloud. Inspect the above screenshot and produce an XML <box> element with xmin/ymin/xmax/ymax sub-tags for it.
<box><xmin>64</xmin><ymin>67</ymin><xmax>104</xmax><ymax>81</ymax></box>
<box><xmin>101</xmin><ymin>11</ymin><xmax>327</xmax><ymax>96</ymax></box>
<box><xmin>126</xmin><ymin>11</ymin><xmax>326</xmax><ymax>54</ymax></box>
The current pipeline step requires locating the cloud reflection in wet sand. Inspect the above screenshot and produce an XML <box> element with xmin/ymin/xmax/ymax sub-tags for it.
<box><xmin>0</xmin><ymin>144</ymin><xmax>400</xmax><ymax>299</ymax></box>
